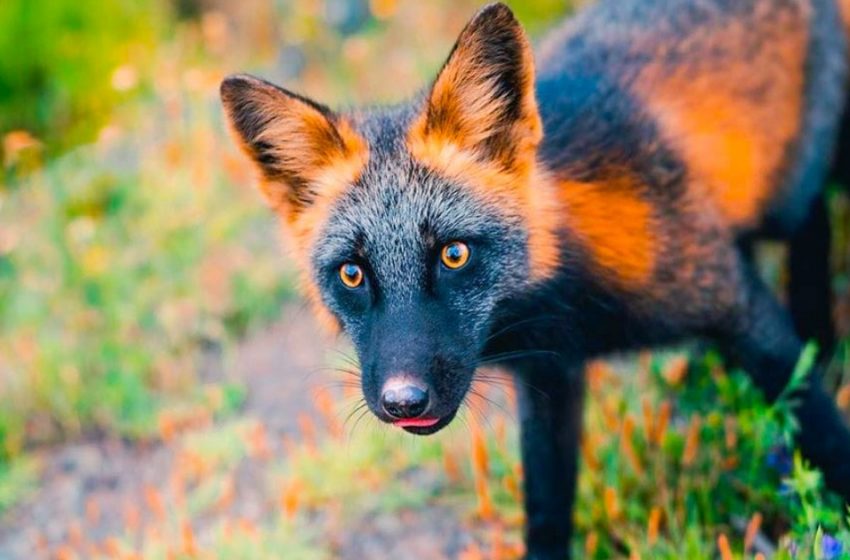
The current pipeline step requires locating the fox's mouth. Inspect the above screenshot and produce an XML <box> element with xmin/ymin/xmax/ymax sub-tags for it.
<box><xmin>393</xmin><ymin>417</ymin><xmax>440</xmax><ymax>428</ymax></box>
<box><xmin>393</xmin><ymin>410</ymin><xmax>457</xmax><ymax>435</ymax></box>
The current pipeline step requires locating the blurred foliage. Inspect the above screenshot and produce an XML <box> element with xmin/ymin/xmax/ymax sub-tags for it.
<box><xmin>0</xmin><ymin>0</ymin><xmax>165</xmax><ymax>155</ymax></box>
<box><xmin>0</xmin><ymin>1</ymin><xmax>304</xmax><ymax>464</ymax></box>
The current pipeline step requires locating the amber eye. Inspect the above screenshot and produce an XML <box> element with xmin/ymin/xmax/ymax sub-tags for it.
<box><xmin>441</xmin><ymin>241</ymin><xmax>470</xmax><ymax>270</ymax></box>
<box><xmin>339</xmin><ymin>262</ymin><xmax>364</xmax><ymax>288</ymax></box>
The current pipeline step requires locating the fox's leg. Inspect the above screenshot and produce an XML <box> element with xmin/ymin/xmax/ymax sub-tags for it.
<box><xmin>513</xmin><ymin>358</ymin><xmax>585</xmax><ymax>560</ymax></box>
<box><xmin>788</xmin><ymin>195</ymin><xmax>835</xmax><ymax>355</ymax></box>
<box><xmin>719</xmin><ymin>264</ymin><xmax>850</xmax><ymax>500</ymax></box>
<box><xmin>830</xmin><ymin>88</ymin><xmax>850</xmax><ymax>189</ymax></box>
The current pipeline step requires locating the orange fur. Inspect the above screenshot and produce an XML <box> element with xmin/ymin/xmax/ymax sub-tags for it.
<box><xmin>633</xmin><ymin>2</ymin><xmax>808</xmax><ymax>229</ymax></box>
<box><xmin>281</xmin><ymin>133</ymin><xmax>369</xmax><ymax>333</ymax></box>
<box><xmin>559</xmin><ymin>178</ymin><xmax>656</xmax><ymax>289</ymax></box>
<box><xmin>842</xmin><ymin>0</ymin><xmax>850</xmax><ymax>36</ymax></box>
<box><xmin>408</xmin><ymin>138</ymin><xmax>562</xmax><ymax>282</ymax></box>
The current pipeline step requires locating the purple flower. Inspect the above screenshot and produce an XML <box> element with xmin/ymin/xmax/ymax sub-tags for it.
<box><xmin>821</xmin><ymin>534</ymin><xmax>843</xmax><ymax>560</ymax></box>
<box><xmin>787</xmin><ymin>540</ymin><xmax>799</xmax><ymax>558</ymax></box>
<box><xmin>767</xmin><ymin>445</ymin><xmax>793</xmax><ymax>477</ymax></box>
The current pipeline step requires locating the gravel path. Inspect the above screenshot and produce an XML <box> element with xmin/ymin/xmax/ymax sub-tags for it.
<box><xmin>0</xmin><ymin>304</ymin><xmax>481</xmax><ymax>559</ymax></box>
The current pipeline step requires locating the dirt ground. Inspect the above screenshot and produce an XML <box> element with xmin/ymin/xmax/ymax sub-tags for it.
<box><xmin>0</xmin><ymin>304</ymin><xmax>480</xmax><ymax>559</ymax></box>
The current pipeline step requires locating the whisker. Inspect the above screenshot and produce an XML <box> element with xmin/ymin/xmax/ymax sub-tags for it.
<box><xmin>467</xmin><ymin>388</ymin><xmax>503</xmax><ymax>430</ymax></box>
<box><xmin>469</xmin><ymin>386</ymin><xmax>515</xmax><ymax>421</ymax></box>
<box><xmin>348</xmin><ymin>406</ymin><xmax>373</xmax><ymax>440</ymax></box>
<box><xmin>475</xmin><ymin>370</ymin><xmax>550</xmax><ymax>401</ymax></box>
<box><xmin>483</xmin><ymin>315</ymin><xmax>563</xmax><ymax>344</ymax></box>
<box><xmin>329</xmin><ymin>348</ymin><xmax>361</xmax><ymax>369</ymax></box>
<box><xmin>343</xmin><ymin>400</ymin><xmax>369</xmax><ymax>431</ymax></box>
<box><xmin>474</xmin><ymin>349</ymin><xmax>563</xmax><ymax>366</ymax></box>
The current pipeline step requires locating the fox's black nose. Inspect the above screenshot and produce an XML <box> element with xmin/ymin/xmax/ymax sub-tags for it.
<box><xmin>381</xmin><ymin>384</ymin><xmax>429</xmax><ymax>419</ymax></box>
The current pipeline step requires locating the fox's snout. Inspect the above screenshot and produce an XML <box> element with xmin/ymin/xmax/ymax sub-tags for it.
<box><xmin>379</xmin><ymin>377</ymin><xmax>431</xmax><ymax>422</ymax></box>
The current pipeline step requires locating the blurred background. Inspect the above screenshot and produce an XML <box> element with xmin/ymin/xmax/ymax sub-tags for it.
<box><xmin>0</xmin><ymin>1</ymin><xmax>849</xmax><ymax>558</ymax></box>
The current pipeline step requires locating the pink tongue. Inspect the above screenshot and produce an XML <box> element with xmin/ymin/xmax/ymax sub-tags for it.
<box><xmin>393</xmin><ymin>417</ymin><xmax>440</xmax><ymax>428</ymax></box>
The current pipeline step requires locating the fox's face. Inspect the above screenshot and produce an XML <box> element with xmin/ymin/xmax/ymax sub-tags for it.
<box><xmin>221</xmin><ymin>3</ymin><xmax>559</xmax><ymax>434</ymax></box>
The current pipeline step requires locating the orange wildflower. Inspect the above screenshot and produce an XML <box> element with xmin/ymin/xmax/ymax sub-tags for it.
<box><xmin>85</xmin><ymin>497</ymin><xmax>100</xmax><ymax>525</ymax></box>
<box><xmin>837</xmin><ymin>384</ymin><xmax>850</xmax><ymax>410</ymax></box>
<box><xmin>725</xmin><ymin>416</ymin><xmax>738</xmax><ymax>450</ymax></box>
<box><xmin>604</xmin><ymin>487</ymin><xmax>620</xmax><ymax>520</ymax></box>
<box><xmin>67</xmin><ymin>520</ymin><xmax>83</xmax><ymax>548</ymax></box>
<box><xmin>181</xmin><ymin>520</ymin><xmax>198</xmax><ymax>556</ymax></box>
<box><xmin>663</xmin><ymin>356</ymin><xmax>689</xmax><ymax>386</ymax></box>
<box><xmin>744</xmin><ymin>512</ymin><xmax>763</xmax><ymax>552</ymax></box>
<box><xmin>475</xmin><ymin>475</ymin><xmax>495</xmax><ymax>520</ymax></box>
<box><xmin>717</xmin><ymin>533</ymin><xmax>733</xmax><ymax>560</ymax></box>
<box><xmin>297</xmin><ymin>413</ymin><xmax>318</xmax><ymax>453</ymax></box>
<box><xmin>647</xmin><ymin>506</ymin><xmax>662</xmax><ymax>545</ymax></box>
<box><xmin>471</xmin><ymin>424</ymin><xmax>489</xmax><ymax>476</ymax></box>
<box><xmin>682</xmin><ymin>414</ymin><xmax>702</xmax><ymax>467</ymax></box>
<box><xmin>443</xmin><ymin>448</ymin><xmax>462</xmax><ymax>484</ymax></box>
<box><xmin>144</xmin><ymin>485</ymin><xmax>166</xmax><ymax>521</ymax></box>
<box><xmin>585</xmin><ymin>531</ymin><xmax>599</xmax><ymax>555</ymax></box>
<box><xmin>621</xmin><ymin>415</ymin><xmax>644</xmax><ymax>475</ymax></box>
<box><xmin>123</xmin><ymin>502</ymin><xmax>141</xmax><ymax>533</ymax></box>
<box><xmin>54</xmin><ymin>545</ymin><xmax>76</xmax><ymax>560</ymax></box>
<box><xmin>654</xmin><ymin>400</ymin><xmax>671</xmax><ymax>445</ymax></box>
<box><xmin>216</xmin><ymin>474</ymin><xmax>236</xmax><ymax>512</ymax></box>
<box><xmin>601</xmin><ymin>395</ymin><xmax>621</xmax><ymax>432</ymax></box>
<box><xmin>503</xmin><ymin>473</ymin><xmax>522</xmax><ymax>502</ymax></box>
<box><xmin>247</xmin><ymin>422</ymin><xmax>272</xmax><ymax>460</ymax></box>
<box><xmin>458</xmin><ymin>543</ymin><xmax>485</xmax><ymax>560</ymax></box>
<box><xmin>280</xmin><ymin>479</ymin><xmax>301</xmax><ymax>520</ymax></box>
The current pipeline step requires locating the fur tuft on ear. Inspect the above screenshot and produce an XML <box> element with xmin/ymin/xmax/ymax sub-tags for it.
<box><xmin>408</xmin><ymin>3</ymin><xmax>541</xmax><ymax>173</ymax></box>
<box><xmin>220</xmin><ymin>74</ymin><xmax>367</xmax><ymax>215</ymax></box>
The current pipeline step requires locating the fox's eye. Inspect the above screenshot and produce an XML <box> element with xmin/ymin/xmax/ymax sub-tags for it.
<box><xmin>339</xmin><ymin>262</ymin><xmax>364</xmax><ymax>288</ymax></box>
<box><xmin>441</xmin><ymin>241</ymin><xmax>470</xmax><ymax>270</ymax></box>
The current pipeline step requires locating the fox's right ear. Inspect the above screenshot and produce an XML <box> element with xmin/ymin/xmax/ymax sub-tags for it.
<box><xmin>220</xmin><ymin>75</ymin><xmax>367</xmax><ymax>217</ymax></box>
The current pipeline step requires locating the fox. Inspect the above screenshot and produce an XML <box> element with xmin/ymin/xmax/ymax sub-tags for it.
<box><xmin>221</xmin><ymin>0</ymin><xmax>850</xmax><ymax>557</ymax></box>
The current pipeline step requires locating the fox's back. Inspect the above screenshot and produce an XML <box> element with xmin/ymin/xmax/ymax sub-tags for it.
<box><xmin>535</xmin><ymin>0</ymin><xmax>850</xmax><ymax>233</ymax></box>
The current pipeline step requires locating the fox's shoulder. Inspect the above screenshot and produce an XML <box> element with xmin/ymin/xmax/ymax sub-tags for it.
<box><xmin>537</xmin><ymin>0</ymin><xmax>843</xmax><ymax>230</ymax></box>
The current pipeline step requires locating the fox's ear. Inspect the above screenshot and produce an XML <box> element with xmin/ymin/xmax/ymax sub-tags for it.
<box><xmin>409</xmin><ymin>3</ymin><xmax>541</xmax><ymax>173</ymax></box>
<box><xmin>220</xmin><ymin>75</ymin><xmax>366</xmax><ymax>215</ymax></box>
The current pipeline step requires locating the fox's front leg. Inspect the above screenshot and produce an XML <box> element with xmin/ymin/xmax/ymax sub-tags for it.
<box><xmin>513</xmin><ymin>358</ymin><xmax>585</xmax><ymax>560</ymax></box>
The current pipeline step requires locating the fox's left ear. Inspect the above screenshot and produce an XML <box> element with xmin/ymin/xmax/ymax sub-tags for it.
<box><xmin>409</xmin><ymin>3</ymin><xmax>542</xmax><ymax>173</ymax></box>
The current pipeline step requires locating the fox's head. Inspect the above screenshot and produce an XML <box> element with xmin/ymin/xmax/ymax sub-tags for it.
<box><xmin>220</xmin><ymin>3</ymin><xmax>560</xmax><ymax>434</ymax></box>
